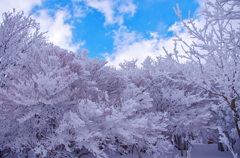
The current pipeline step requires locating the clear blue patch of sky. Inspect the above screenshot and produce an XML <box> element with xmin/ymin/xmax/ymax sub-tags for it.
<box><xmin>32</xmin><ymin>0</ymin><xmax>66</xmax><ymax>13</ymax></box>
<box><xmin>125</xmin><ymin>0</ymin><xmax>199</xmax><ymax>38</ymax></box>
<box><xmin>31</xmin><ymin>0</ymin><xmax>199</xmax><ymax>58</ymax></box>
<box><xmin>72</xmin><ymin>10</ymin><xmax>115</xmax><ymax>58</ymax></box>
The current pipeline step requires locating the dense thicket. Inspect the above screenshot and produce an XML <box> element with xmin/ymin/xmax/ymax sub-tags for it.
<box><xmin>0</xmin><ymin>0</ymin><xmax>239</xmax><ymax>158</ymax></box>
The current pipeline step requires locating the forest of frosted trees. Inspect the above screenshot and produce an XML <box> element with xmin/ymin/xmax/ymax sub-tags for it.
<box><xmin>0</xmin><ymin>0</ymin><xmax>239</xmax><ymax>157</ymax></box>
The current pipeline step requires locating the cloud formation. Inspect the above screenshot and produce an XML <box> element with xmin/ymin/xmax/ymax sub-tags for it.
<box><xmin>0</xmin><ymin>0</ymin><xmax>83</xmax><ymax>52</ymax></box>
<box><xmin>104</xmin><ymin>29</ymin><xmax>177</xmax><ymax>68</ymax></box>
<box><xmin>75</xmin><ymin>0</ymin><xmax>136</xmax><ymax>25</ymax></box>
<box><xmin>34</xmin><ymin>9</ymin><xmax>84</xmax><ymax>52</ymax></box>
<box><xmin>106</xmin><ymin>17</ymin><xmax>209</xmax><ymax>68</ymax></box>
<box><xmin>0</xmin><ymin>0</ymin><xmax>204</xmax><ymax>66</ymax></box>
<box><xmin>104</xmin><ymin>1</ymin><xmax>206</xmax><ymax>68</ymax></box>
<box><xmin>0</xmin><ymin>0</ymin><xmax>42</xmax><ymax>21</ymax></box>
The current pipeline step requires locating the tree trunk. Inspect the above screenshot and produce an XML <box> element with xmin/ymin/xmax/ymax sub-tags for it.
<box><xmin>218</xmin><ymin>142</ymin><xmax>225</xmax><ymax>152</ymax></box>
<box><xmin>183</xmin><ymin>141</ymin><xmax>188</xmax><ymax>150</ymax></box>
<box><xmin>230</xmin><ymin>99</ymin><xmax>240</xmax><ymax>139</ymax></box>
<box><xmin>181</xmin><ymin>148</ymin><xmax>184</xmax><ymax>157</ymax></box>
<box><xmin>174</xmin><ymin>135</ymin><xmax>181</xmax><ymax>150</ymax></box>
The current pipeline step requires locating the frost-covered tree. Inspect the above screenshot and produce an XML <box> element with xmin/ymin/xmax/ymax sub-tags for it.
<box><xmin>0</xmin><ymin>10</ymin><xmax>81</xmax><ymax>156</ymax></box>
<box><xmin>0</xmin><ymin>10</ymin><xmax>44</xmax><ymax>84</ymax></box>
<box><xmin>118</xmin><ymin>57</ymin><xmax>214</xmax><ymax>157</ymax></box>
<box><xmin>173</xmin><ymin>0</ymin><xmax>240</xmax><ymax>154</ymax></box>
<box><xmin>144</xmin><ymin>56</ymin><xmax>215</xmax><ymax>155</ymax></box>
<box><xmin>0</xmin><ymin>10</ymin><xmax>171</xmax><ymax>158</ymax></box>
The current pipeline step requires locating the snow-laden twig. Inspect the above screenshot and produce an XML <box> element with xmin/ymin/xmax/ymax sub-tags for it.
<box><xmin>187</xmin><ymin>146</ymin><xmax>192</xmax><ymax>158</ymax></box>
<box><xmin>175</xmin><ymin>154</ymin><xmax>180</xmax><ymax>158</ymax></box>
<box><xmin>218</xmin><ymin>127</ymin><xmax>238</xmax><ymax>158</ymax></box>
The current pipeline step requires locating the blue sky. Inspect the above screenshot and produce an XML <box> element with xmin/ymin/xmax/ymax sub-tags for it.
<box><xmin>0</xmin><ymin>0</ymin><xmax>202</xmax><ymax>67</ymax></box>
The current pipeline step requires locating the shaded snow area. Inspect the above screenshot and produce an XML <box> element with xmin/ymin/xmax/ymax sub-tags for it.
<box><xmin>84</xmin><ymin>144</ymin><xmax>233</xmax><ymax>158</ymax></box>
<box><xmin>170</xmin><ymin>144</ymin><xmax>233</xmax><ymax>158</ymax></box>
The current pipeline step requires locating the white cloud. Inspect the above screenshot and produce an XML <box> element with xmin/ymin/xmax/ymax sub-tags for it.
<box><xmin>73</xmin><ymin>4</ymin><xmax>88</xmax><ymax>18</ymax></box>
<box><xmin>87</xmin><ymin>0</ymin><xmax>114</xmax><ymax>25</ymax></box>
<box><xmin>105</xmin><ymin>16</ymin><xmax>204</xmax><ymax>68</ymax></box>
<box><xmin>0</xmin><ymin>0</ymin><xmax>83</xmax><ymax>52</ymax></box>
<box><xmin>105</xmin><ymin>31</ymin><xmax>179</xmax><ymax>68</ymax></box>
<box><xmin>118</xmin><ymin>0</ymin><xmax>136</xmax><ymax>16</ymax></box>
<box><xmin>33</xmin><ymin>9</ymin><xmax>83</xmax><ymax>52</ymax></box>
<box><xmin>75</xmin><ymin>0</ymin><xmax>136</xmax><ymax>25</ymax></box>
<box><xmin>113</xmin><ymin>26</ymin><xmax>142</xmax><ymax>49</ymax></box>
<box><xmin>0</xmin><ymin>0</ymin><xmax>42</xmax><ymax>21</ymax></box>
<box><xmin>106</xmin><ymin>0</ymin><xmax>240</xmax><ymax>68</ymax></box>
<box><xmin>105</xmin><ymin>38</ymin><xmax>160</xmax><ymax>67</ymax></box>
<box><xmin>105</xmin><ymin>29</ymin><xmax>199</xmax><ymax>68</ymax></box>
<box><xmin>168</xmin><ymin>21</ymin><xmax>184</xmax><ymax>34</ymax></box>
<box><xmin>104</xmin><ymin>0</ymin><xmax>208</xmax><ymax>68</ymax></box>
